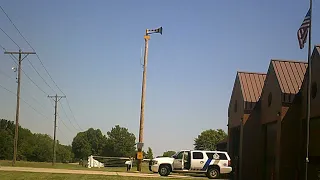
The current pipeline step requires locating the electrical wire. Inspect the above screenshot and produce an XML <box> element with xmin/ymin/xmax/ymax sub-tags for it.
<box><xmin>0</xmin><ymin>27</ymin><xmax>20</xmax><ymax>48</ymax></box>
<box><xmin>0</xmin><ymin>43</ymin><xmax>6</xmax><ymax>51</ymax></box>
<box><xmin>26</xmin><ymin>57</ymin><xmax>56</xmax><ymax>94</ymax></box>
<box><xmin>0</xmin><ymin>69</ymin><xmax>48</xmax><ymax>111</ymax></box>
<box><xmin>0</xmin><ymin>83</ymin><xmax>50</xmax><ymax>120</ymax></box>
<box><xmin>8</xmin><ymin>54</ymin><xmax>48</xmax><ymax>95</ymax></box>
<box><xmin>65</xmin><ymin>99</ymin><xmax>83</xmax><ymax>131</ymax></box>
<box><xmin>59</xmin><ymin>101</ymin><xmax>80</xmax><ymax>131</ymax></box>
<box><xmin>0</xmin><ymin>6</ymin><xmax>84</xmax><ymax>131</ymax></box>
<box><xmin>0</xmin><ymin>5</ymin><xmax>63</xmax><ymax>94</ymax></box>
<box><xmin>0</xmin><ymin>82</ymin><xmax>68</xmax><ymax>142</ymax></box>
<box><xmin>48</xmin><ymin>99</ymin><xmax>74</xmax><ymax>133</ymax></box>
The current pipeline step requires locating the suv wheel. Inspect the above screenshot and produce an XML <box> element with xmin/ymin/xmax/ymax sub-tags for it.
<box><xmin>158</xmin><ymin>165</ymin><xmax>170</xmax><ymax>176</ymax></box>
<box><xmin>206</xmin><ymin>167</ymin><xmax>220</xmax><ymax>179</ymax></box>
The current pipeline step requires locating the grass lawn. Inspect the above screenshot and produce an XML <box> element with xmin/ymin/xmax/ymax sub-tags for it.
<box><xmin>0</xmin><ymin>160</ymin><xmax>151</xmax><ymax>173</ymax></box>
<box><xmin>0</xmin><ymin>171</ymin><xmax>183</xmax><ymax>180</ymax></box>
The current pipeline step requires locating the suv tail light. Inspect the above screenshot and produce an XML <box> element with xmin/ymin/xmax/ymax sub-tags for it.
<box><xmin>228</xmin><ymin>160</ymin><xmax>231</xmax><ymax>166</ymax></box>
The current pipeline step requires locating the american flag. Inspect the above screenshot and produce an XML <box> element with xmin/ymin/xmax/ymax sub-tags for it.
<box><xmin>297</xmin><ymin>9</ymin><xmax>311</xmax><ymax>49</ymax></box>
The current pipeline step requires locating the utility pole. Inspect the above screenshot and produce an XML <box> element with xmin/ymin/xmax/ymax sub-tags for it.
<box><xmin>48</xmin><ymin>94</ymin><xmax>66</xmax><ymax>166</ymax></box>
<box><xmin>137</xmin><ymin>27</ymin><xmax>162</xmax><ymax>172</ymax></box>
<box><xmin>4</xmin><ymin>49</ymin><xmax>36</xmax><ymax>166</ymax></box>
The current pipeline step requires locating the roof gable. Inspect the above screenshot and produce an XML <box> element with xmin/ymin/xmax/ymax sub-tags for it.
<box><xmin>271</xmin><ymin>60</ymin><xmax>307</xmax><ymax>94</ymax></box>
<box><xmin>237</xmin><ymin>72</ymin><xmax>266</xmax><ymax>102</ymax></box>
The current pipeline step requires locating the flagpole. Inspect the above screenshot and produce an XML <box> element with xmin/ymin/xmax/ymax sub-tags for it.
<box><xmin>305</xmin><ymin>0</ymin><xmax>312</xmax><ymax>179</ymax></box>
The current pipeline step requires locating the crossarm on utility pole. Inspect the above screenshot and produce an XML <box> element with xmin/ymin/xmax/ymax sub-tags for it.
<box><xmin>4</xmin><ymin>51</ymin><xmax>36</xmax><ymax>54</ymax></box>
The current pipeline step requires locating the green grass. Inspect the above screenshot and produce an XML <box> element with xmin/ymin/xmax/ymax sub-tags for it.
<box><xmin>0</xmin><ymin>160</ymin><xmax>151</xmax><ymax>173</ymax></box>
<box><xmin>0</xmin><ymin>171</ymin><xmax>183</xmax><ymax>180</ymax></box>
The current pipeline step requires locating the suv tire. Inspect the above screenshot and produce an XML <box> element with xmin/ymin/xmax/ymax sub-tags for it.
<box><xmin>206</xmin><ymin>167</ymin><xmax>220</xmax><ymax>179</ymax></box>
<box><xmin>158</xmin><ymin>165</ymin><xmax>171</xmax><ymax>176</ymax></box>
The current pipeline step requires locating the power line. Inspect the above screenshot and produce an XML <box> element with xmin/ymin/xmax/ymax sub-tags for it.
<box><xmin>0</xmin><ymin>43</ymin><xmax>6</xmax><ymax>51</ymax></box>
<box><xmin>0</xmin><ymin>5</ymin><xmax>29</xmax><ymax>49</ymax></box>
<box><xmin>0</xmin><ymin>27</ymin><xmax>20</xmax><ymax>48</ymax></box>
<box><xmin>0</xmin><ymin>5</ymin><xmax>64</xmax><ymax>95</ymax></box>
<box><xmin>0</xmin><ymin>82</ymin><xmax>67</xmax><ymax>143</ymax></box>
<box><xmin>26</xmin><ymin>57</ymin><xmax>55</xmax><ymax>94</ymax></box>
<box><xmin>1</xmin><ymin>45</ymin><xmax>48</xmax><ymax>96</ymax></box>
<box><xmin>65</xmin><ymin>99</ymin><xmax>83</xmax><ymax>131</ymax></box>
<box><xmin>0</xmin><ymin>6</ymin><xmax>83</xmax><ymax>131</ymax></box>
<box><xmin>8</xmin><ymin>55</ymin><xmax>48</xmax><ymax>95</ymax></box>
<box><xmin>0</xmin><ymin>68</ymin><xmax>15</xmax><ymax>81</ymax></box>
<box><xmin>49</xmin><ymin>99</ymin><xmax>74</xmax><ymax>133</ymax></box>
<box><xmin>0</xmin><ymin>69</ymin><xmax>47</xmax><ymax>110</ymax></box>
<box><xmin>0</xmin><ymin>5</ymin><xmax>57</xmax><ymax>94</ymax></box>
<box><xmin>0</xmin><ymin>83</ymin><xmax>50</xmax><ymax>121</ymax></box>
<box><xmin>59</xmin><ymin>101</ymin><xmax>80</xmax><ymax>131</ymax></box>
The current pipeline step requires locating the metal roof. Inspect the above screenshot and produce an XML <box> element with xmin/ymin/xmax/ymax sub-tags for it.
<box><xmin>271</xmin><ymin>60</ymin><xmax>307</xmax><ymax>94</ymax></box>
<box><xmin>237</xmin><ymin>72</ymin><xmax>266</xmax><ymax>102</ymax></box>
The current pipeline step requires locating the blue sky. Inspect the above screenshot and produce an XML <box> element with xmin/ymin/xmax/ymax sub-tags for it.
<box><xmin>0</xmin><ymin>0</ymin><xmax>319</xmax><ymax>156</ymax></box>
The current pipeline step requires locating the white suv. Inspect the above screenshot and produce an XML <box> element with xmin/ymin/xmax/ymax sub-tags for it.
<box><xmin>151</xmin><ymin>150</ymin><xmax>232</xmax><ymax>179</ymax></box>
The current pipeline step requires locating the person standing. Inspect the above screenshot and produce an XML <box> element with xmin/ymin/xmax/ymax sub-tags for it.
<box><xmin>125</xmin><ymin>157</ymin><xmax>133</xmax><ymax>171</ymax></box>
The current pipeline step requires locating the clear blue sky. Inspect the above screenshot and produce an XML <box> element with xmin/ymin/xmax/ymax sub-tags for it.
<box><xmin>0</xmin><ymin>0</ymin><xmax>319</xmax><ymax>156</ymax></box>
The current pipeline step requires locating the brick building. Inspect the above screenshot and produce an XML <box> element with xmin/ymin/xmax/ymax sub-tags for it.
<box><xmin>228</xmin><ymin>45</ymin><xmax>320</xmax><ymax>180</ymax></box>
<box><xmin>228</xmin><ymin>71</ymin><xmax>266</xmax><ymax>180</ymax></box>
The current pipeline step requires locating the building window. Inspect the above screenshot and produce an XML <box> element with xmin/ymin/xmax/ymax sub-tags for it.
<box><xmin>268</xmin><ymin>92</ymin><xmax>272</xmax><ymax>107</ymax></box>
<box><xmin>234</xmin><ymin>100</ymin><xmax>238</xmax><ymax>112</ymax></box>
<box><xmin>288</xmin><ymin>94</ymin><xmax>291</xmax><ymax>102</ymax></box>
<box><xmin>312</xmin><ymin>82</ymin><xmax>317</xmax><ymax>99</ymax></box>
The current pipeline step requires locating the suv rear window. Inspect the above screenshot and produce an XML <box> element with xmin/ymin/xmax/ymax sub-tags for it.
<box><xmin>192</xmin><ymin>152</ymin><xmax>204</xmax><ymax>159</ymax></box>
<box><xmin>206</xmin><ymin>153</ymin><xmax>228</xmax><ymax>160</ymax></box>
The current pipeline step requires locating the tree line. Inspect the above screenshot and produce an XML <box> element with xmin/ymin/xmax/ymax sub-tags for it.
<box><xmin>0</xmin><ymin>118</ymin><xmax>226</xmax><ymax>163</ymax></box>
<box><xmin>0</xmin><ymin>119</ymin><xmax>72</xmax><ymax>162</ymax></box>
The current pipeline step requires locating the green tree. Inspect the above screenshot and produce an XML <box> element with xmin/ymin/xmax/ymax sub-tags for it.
<box><xmin>145</xmin><ymin>147</ymin><xmax>153</xmax><ymax>159</ymax></box>
<box><xmin>57</xmin><ymin>143</ymin><xmax>74</xmax><ymax>163</ymax></box>
<box><xmin>163</xmin><ymin>151</ymin><xmax>176</xmax><ymax>157</ymax></box>
<box><xmin>17</xmin><ymin>127</ymin><xmax>36</xmax><ymax>161</ymax></box>
<box><xmin>104</xmin><ymin>125</ymin><xmax>136</xmax><ymax>157</ymax></box>
<box><xmin>0</xmin><ymin>119</ymin><xmax>14</xmax><ymax>160</ymax></box>
<box><xmin>86</xmin><ymin>128</ymin><xmax>107</xmax><ymax>155</ymax></box>
<box><xmin>72</xmin><ymin>128</ymin><xmax>107</xmax><ymax>160</ymax></box>
<box><xmin>194</xmin><ymin>129</ymin><xmax>227</xmax><ymax>151</ymax></box>
<box><xmin>72</xmin><ymin>132</ymin><xmax>92</xmax><ymax>159</ymax></box>
<box><xmin>28</xmin><ymin>133</ymin><xmax>53</xmax><ymax>162</ymax></box>
<box><xmin>0</xmin><ymin>119</ymin><xmax>74</xmax><ymax>162</ymax></box>
<box><xmin>0</xmin><ymin>129</ymin><xmax>13</xmax><ymax>160</ymax></box>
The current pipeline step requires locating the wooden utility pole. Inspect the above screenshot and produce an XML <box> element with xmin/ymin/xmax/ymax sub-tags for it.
<box><xmin>48</xmin><ymin>94</ymin><xmax>66</xmax><ymax>166</ymax></box>
<box><xmin>4</xmin><ymin>50</ymin><xmax>36</xmax><ymax>166</ymax></box>
<box><xmin>137</xmin><ymin>31</ymin><xmax>150</xmax><ymax>172</ymax></box>
<box><xmin>137</xmin><ymin>27</ymin><xmax>162</xmax><ymax>171</ymax></box>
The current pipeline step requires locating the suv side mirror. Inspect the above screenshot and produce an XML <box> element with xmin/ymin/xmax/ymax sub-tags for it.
<box><xmin>172</xmin><ymin>155</ymin><xmax>177</xmax><ymax>158</ymax></box>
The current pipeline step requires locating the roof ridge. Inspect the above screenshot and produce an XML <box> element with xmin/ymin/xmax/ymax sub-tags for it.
<box><xmin>237</xmin><ymin>71</ymin><xmax>266</xmax><ymax>75</ymax></box>
<box><xmin>271</xmin><ymin>59</ymin><xmax>307</xmax><ymax>64</ymax></box>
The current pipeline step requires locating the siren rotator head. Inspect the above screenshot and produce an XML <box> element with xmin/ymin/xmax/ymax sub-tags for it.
<box><xmin>146</xmin><ymin>27</ymin><xmax>163</xmax><ymax>35</ymax></box>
